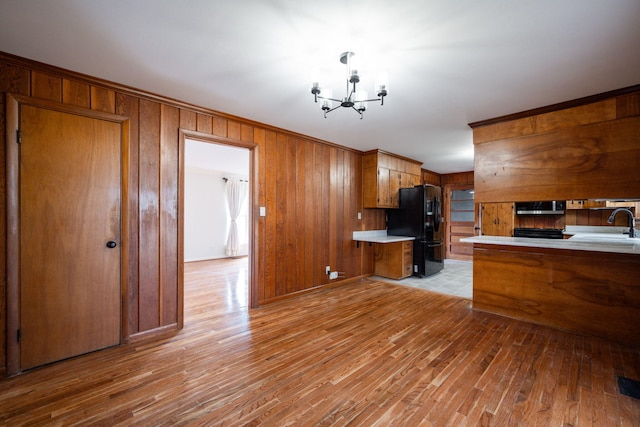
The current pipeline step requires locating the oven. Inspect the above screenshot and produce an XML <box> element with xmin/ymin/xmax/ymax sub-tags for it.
<box><xmin>513</xmin><ymin>228</ymin><xmax>564</xmax><ymax>239</ymax></box>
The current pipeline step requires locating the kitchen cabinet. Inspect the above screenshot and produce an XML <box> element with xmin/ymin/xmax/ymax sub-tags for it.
<box><xmin>480</xmin><ymin>202</ymin><xmax>514</xmax><ymax>236</ymax></box>
<box><xmin>470</xmin><ymin>240</ymin><xmax>640</xmax><ymax>346</ymax></box>
<box><xmin>566</xmin><ymin>200</ymin><xmax>606</xmax><ymax>209</ymax></box>
<box><xmin>363</xmin><ymin>150</ymin><xmax>422</xmax><ymax>208</ymax></box>
<box><xmin>374</xmin><ymin>240</ymin><xmax>413</xmax><ymax>279</ymax></box>
<box><xmin>566</xmin><ymin>199</ymin><xmax>639</xmax><ymax>210</ymax></box>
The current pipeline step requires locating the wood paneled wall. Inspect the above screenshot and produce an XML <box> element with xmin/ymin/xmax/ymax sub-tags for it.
<box><xmin>0</xmin><ymin>52</ymin><xmax>376</xmax><ymax>375</ymax></box>
<box><xmin>441</xmin><ymin>171</ymin><xmax>473</xmax><ymax>187</ymax></box>
<box><xmin>470</xmin><ymin>86</ymin><xmax>640</xmax><ymax>203</ymax></box>
<box><xmin>421</xmin><ymin>168</ymin><xmax>441</xmax><ymax>186</ymax></box>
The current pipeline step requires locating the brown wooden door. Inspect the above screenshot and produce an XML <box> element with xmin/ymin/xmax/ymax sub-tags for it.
<box><xmin>19</xmin><ymin>104</ymin><xmax>121</xmax><ymax>370</ymax></box>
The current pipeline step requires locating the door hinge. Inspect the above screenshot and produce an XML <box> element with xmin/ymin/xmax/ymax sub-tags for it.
<box><xmin>17</xmin><ymin>129</ymin><xmax>22</xmax><ymax>144</ymax></box>
<box><xmin>17</xmin><ymin>329</ymin><xmax>21</xmax><ymax>343</ymax></box>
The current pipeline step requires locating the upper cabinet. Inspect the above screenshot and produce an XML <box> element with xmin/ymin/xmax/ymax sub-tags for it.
<box><xmin>566</xmin><ymin>200</ymin><xmax>639</xmax><ymax>210</ymax></box>
<box><xmin>363</xmin><ymin>150</ymin><xmax>422</xmax><ymax>208</ymax></box>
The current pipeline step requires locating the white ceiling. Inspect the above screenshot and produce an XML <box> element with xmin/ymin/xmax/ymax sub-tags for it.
<box><xmin>1</xmin><ymin>0</ymin><xmax>639</xmax><ymax>174</ymax></box>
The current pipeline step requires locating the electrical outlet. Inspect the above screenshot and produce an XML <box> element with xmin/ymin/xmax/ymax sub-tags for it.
<box><xmin>326</xmin><ymin>266</ymin><xmax>331</xmax><ymax>274</ymax></box>
<box><xmin>329</xmin><ymin>271</ymin><xmax>339</xmax><ymax>280</ymax></box>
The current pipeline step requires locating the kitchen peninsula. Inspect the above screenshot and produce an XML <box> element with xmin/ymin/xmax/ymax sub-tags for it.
<box><xmin>467</xmin><ymin>84</ymin><xmax>640</xmax><ymax>346</ymax></box>
<box><xmin>463</xmin><ymin>235</ymin><xmax>640</xmax><ymax>346</ymax></box>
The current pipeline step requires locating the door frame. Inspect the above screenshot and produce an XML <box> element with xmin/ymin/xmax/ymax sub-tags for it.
<box><xmin>178</xmin><ymin>129</ymin><xmax>259</xmax><ymax>314</ymax></box>
<box><xmin>443</xmin><ymin>183</ymin><xmax>475</xmax><ymax>261</ymax></box>
<box><xmin>6</xmin><ymin>93</ymin><xmax>130</xmax><ymax>375</ymax></box>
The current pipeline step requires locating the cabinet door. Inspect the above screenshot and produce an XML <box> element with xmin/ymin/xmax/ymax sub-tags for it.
<box><xmin>481</xmin><ymin>202</ymin><xmax>514</xmax><ymax>236</ymax></box>
<box><xmin>374</xmin><ymin>241</ymin><xmax>413</xmax><ymax>279</ymax></box>
<box><xmin>377</xmin><ymin>167</ymin><xmax>391</xmax><ymax>207</ymax></box>
<box><xmin>399</xmin><ymin>172</ymin><xmax>420</xmax><ymax>190</ymax></box>
<box><xmin>388</xmin><ymin>170</ymin><xmax>402</xmax><ymax>208</ymax></box>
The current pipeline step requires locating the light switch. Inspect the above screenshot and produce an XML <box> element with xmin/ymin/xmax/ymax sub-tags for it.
<box><xmin>259</xmin><ymin>206</ymin><xmax>266</xmax><ymax>217</ymax></box>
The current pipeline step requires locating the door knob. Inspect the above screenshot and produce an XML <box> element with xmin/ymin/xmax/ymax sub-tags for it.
<box><xmin>106</xmin><ymin>241</ymin><xmax>117</xmax><ymax>248</ymax></box>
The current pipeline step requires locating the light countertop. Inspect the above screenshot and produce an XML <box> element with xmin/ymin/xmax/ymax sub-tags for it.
<box><xmin>461</xmin><ymin>235</ymin><xmax>640</xmax><ymax>255</ymax></box>
<box><xmin>352</xmin><ymin>230</ymin><xmax>415</xmax><ymax>244</ymax></box>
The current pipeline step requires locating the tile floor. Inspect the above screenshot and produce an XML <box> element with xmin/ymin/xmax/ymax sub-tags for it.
<box><xmin>373</xmin><ymin>259</ymin><xmax>473</xmax><ymax>299</ymax></box>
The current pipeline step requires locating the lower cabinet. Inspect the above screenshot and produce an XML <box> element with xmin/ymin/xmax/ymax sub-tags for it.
<box><xmin>374</xmin><ymin>240</ymin><xmax>413</xmax><ymax>279</ymax></box>
<box><xmin>472</xmin><ymin>244</ymin><xmax>640</xmax><ymax>346</ymax></box>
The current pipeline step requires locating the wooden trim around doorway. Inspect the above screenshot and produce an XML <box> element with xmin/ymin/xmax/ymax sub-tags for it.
<box><xmin>178</xmin><ymin>129</ymin><xmax>259</xmax><ymax>310</ymax></box>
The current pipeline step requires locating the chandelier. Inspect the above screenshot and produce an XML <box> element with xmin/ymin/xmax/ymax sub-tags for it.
<box><xmin>310</xmin><ymin>52</ymin><xmax>388</xmax><ymax>119</ymax></box>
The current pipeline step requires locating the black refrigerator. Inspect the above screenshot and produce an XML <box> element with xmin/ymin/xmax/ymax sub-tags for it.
<box><xmin>386</xmin><ymin>184</ymin><xmax>444</xmax><ymax>277</ymax></box>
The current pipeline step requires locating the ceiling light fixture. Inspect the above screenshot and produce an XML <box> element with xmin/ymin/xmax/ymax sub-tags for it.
<box><xmin>310</xmin><ymin>52</ymin><xmax>388</xmax><ymax>119</ymax></box>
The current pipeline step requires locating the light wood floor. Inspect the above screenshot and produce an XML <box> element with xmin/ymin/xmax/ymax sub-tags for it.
<box><xmin>1</xmin><ymin>258</ymin><xmax>639</xmax><ymax>426</ymax></box>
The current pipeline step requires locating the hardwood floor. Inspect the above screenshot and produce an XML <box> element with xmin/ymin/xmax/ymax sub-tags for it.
<box><xmin>1</xmin><ymin>258</ymin><xmax>639</xmax><ymax>426</ymax></box>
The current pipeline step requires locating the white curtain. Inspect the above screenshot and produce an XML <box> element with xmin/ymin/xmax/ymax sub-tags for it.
<box><xmin>225</xmin><ymin>179</ymin><xmax>248</xmax><ymax>257</ymax></box>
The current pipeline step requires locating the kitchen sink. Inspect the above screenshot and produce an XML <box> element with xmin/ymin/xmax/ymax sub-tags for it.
<box><xmin>568</xmin><ymin>233</ymin><xmax>640</xmax><ymax>246</ymax></box>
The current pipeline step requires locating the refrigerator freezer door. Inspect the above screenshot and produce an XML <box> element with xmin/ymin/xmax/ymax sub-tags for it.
<box><xmin>413</xmin><ymin>240</ymin><xmax>444</xmax><ymax>277</ymax></box>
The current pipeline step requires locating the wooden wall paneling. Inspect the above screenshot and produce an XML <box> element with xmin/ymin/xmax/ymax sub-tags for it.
<box><xmin>116</xmin><ymin>93</ymin><xmax>140</xmax><ymax>337</ymax></box>
<box><xmin>335</xmin><ymin>150</ymin><xmax>345</xmax><ymax>277</ymax></box>
<box><xmin>441</xmin><ymin>171</ymin><xmax>474</xmax><ymax>186</ymax></box>
<box><xmin>30</xmin><ymin>71</ymin><xmax>61</xmax><ymax>102</ymax></box>
<box><xmin>212</xmin><ymin>116</ymin><xmax>227</xmax><ymax>137</ymax></box>
<box><xmin>90</xmin><ymin>86</ymin><xmax>115</xmax><ymax>113</ymax></box>
<box><xmin>253</xmin><ymin>128</ymin><xmax>266</xmax><ymax>302</ymax></box>
<box><xmin>564</xmin><ymin>209</ymin><xmax>577</xmax><ymax>228</ymax></box>
<box><xmin>312</xmin><ymin>144</ymin><xmax>329</xmax><ymax>286</ymax></box>
<box><xmin>532</xmin><ymin>100</ymin><xmax>616</xmax><ymax>134</ymax></box>
<box><xmin>0</xmin><ymin>94</ymin><xmax>6</xmax><ymax>372</ymax></box>
<box><xmin>263</xmin><ymin>130</ymin><xmax>277</xmax><ymax>302</ymax></box>
<box><xmin>343</xmin><ymin>151</ymin><xmax>353</xmax><ymax>277</ymax></box>
<box><xmin>472</xmin><ymin>116</ymin><xmax>535</xmax><ymax>145</ymax></box>
<box><xmin>320</xmin><ymin>144</ymin><xmax>331</xmax><ymax>287</ymax></box>
<box><xmin>294</xmin><ymin>137</ymin><xmax>307</xmax><ymax>290</ymax></box>
<box><xmin>286</xmin><ymin>136</ymin><xmax>299</xmax><ymax>294</ymax></box>
<box><xmin>328</xmin><ymin>148</ymin><xmax>338</xmax><ymax>282</ymax></box>
<box><xmin>474</xmin><ymin>116</ymin><xmax>640</xmax><ymax>203</ymax></box>
<box><xmin>361</xmin><ymin>208</ymin><xmax>386</xmax><ymax>231</ymax></box>
<box><xmin>228</xmin><ymin>120</ymin><xmax>241</xmax><ymax>140</ymax></box>
<box><xmin>138</xmin><ymin>99</ymin><xmax>161</xmax><ymax>331</ymax></box>
<box><xmin>302</xmin><ymin>139</ymin><xmax>315</xmax><ymax>289</ymax></box>
<box><xmin>160</xmin><ymin>104</ymin><xmax>180</xmax><ymax>326</ymax></box>
<box><xmin>422</xmin><ymin>169</ymin><xmax>441</xmax><ymax>186</ymax></box>
<box><xmin>0</xmin><ymin>62</ymin><xmax>30</xmax><ymax>94</ymax></box>
<box><xmin>179</xmin><ymin>109</ymin><xmax>197</xmax><ymax>131</ymax></box>
<box><xmin>617</xmin><ymin>93</ymin><xmax>640</xmax><ymax>119</ymax></box>
<box><xmin>196</xmin><ymin>113</ymin><xmax>212</xmax><ymax>134</ymax></box>
<box><xmin>241</xmin><ymin>124</ymin><xmax>253</xmax><ymax>143</ymax></box>
<box><xmin>350</xmin><ymin>151</ymin><xmax>362</xmax><ymax>276</ymax></box>
<box><xmin>274</xmin><ymin>133</ymin><xmax>288</xmax><ymax>297</ymax></box>
<box><xmin>62</xmin><ymin>79</ymin><xmax>90</xmax><ymax>108</ymax></box>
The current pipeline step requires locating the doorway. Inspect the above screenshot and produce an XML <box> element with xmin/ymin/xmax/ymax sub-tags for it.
<box><xmin>179</xmin><ymin>130</ymin><xmax>257</xmax><ymax>313</ymax></box>
<box><xmin>6</xmin><ymin>95</ymin><xmax>128</xmax><ymax>374</ymax></box>
<box><xmin>445</xmin><ymin>185</ymin><xmax>475</xmax><ymax>261</ymax></box>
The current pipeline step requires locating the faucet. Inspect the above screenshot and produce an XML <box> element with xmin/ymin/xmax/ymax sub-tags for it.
<box><xmin>607</xmin><ymin>208</ymin><xmax>636</xmax><ymax>238</ymax></box>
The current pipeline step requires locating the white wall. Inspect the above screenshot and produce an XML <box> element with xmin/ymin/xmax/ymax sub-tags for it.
<box><xmin>184</xmin><ymin>168</ymin><xmax>249</xmax><ymax>262</ymax></box>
